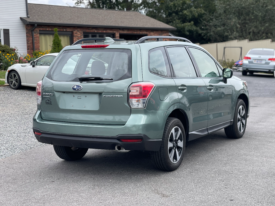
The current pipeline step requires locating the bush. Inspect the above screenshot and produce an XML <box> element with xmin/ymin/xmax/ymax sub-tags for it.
<box><xmin>0</xmin><ymin>44</ymin><xmax>18</xmax><ymax>70</ymax></box>
<box><xmin>0</xmin><ymin>44</ymin><xmax>18</xmax><ymax>60</ymax></box>
<box><xmin>0</xmin><ymin>51</ymin><xmax>16</xmax><ymax>70</ymax></box>
<box><xmin>0</xmin><ymin>44</ymin><xmax>50</xmax><ymax>70</ymax></box>
<box><xmin>32</xmin><ymin>50</ymin><xmax>50</xmax><ymax>59</ymax></box>
<box><xmin>218</xmin><ymin>59</ymin><xmax>235</xmax><ymax>69</ymax></box>
<box><xmin>51</xmin><ymin>28</ymin><xmax>63</xmax><ymax>53</ymax></box>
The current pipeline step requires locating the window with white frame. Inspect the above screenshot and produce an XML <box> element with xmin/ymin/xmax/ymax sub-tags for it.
<box><xmin>0</xmin><ymin>29</ymin><xmax>2</xmax><ymax>44</ymax></box>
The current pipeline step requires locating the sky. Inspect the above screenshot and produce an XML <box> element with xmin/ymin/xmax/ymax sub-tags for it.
<box><xmin>28</xmin><ymin>0</ymin><xmax>78</xmax><ymax>6</ymax></box>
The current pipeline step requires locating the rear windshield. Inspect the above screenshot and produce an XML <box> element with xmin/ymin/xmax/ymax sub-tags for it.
<box><xmin>248</xmin><ymin>50</ymin><xmax>274</xmax><ymax>56</ymax></box>
<box><xmin>47</xmin><ymin>49</ymin><xmax>132</xmax><ymax>82</ymax></box>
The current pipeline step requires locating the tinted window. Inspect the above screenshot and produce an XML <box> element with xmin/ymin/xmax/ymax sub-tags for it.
<box><xmin>36</xmin><ymin>55</ymin><xmax>56</xmax><ymax>66</ymax></box>
<box><xmin>249</xmin><ymin>50</ymin><xmax>274</xmax><ymax>56</ymax></box>
<box><xmin>189</xmin><ymin>48</ymin><xmax>220</xmax><ymax>77</ymax></box>
<box><xmin>167</xmin><ymin>47</ymin><xmax>197</xmax><ymax>78</ymax></box>
<box><xmin>47</xmin><ymin>49</ymin><xmax>131</xmax><ymax>82</ymax></box>
<box><xmin>149</xmin><ymin>47</ymin><xmax>170</xmax><ymax>76</ymax></box>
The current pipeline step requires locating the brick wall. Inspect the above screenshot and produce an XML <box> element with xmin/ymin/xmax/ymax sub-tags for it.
<box><xmin>26</xmin><ymin>25</ymin><xmax>170</xmax><ymax>54</ymax></box>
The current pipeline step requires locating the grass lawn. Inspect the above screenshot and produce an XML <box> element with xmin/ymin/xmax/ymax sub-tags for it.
<box><xmin>0</xmin><ymin>80</ymin><xmax>5</xmax><ymax>85</ymax></box>
<box><xmin>0</xmin><ymin>70</ymin><xmax>6</xmax><ymax>79</ymax></box>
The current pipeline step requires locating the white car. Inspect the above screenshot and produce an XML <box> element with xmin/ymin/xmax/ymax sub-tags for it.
<box><xmin>5</xmin><ymin>53</ymin><xmax>58</xmax><ymax>89</ymax></box>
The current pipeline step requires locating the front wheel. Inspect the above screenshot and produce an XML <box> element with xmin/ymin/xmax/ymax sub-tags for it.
<box><xmin>242</xmin><ymin>71</ymin><xmax>247</xmax><ymax>76</ymax></box>
<box><xmin>151</xmin><ymin>118</ymin><xmax>186</xmax><ymax>171</ymax></box>
<box><xmin>249</xmin><ymin>71</ymin><xmax>254</xmax><ymax>75</ymax></box>
<box><xmin>225</xmin><ymin>99</ymin><xmax>247</xmax><ymax>139</ymax></box>
<box><xmin>8</xmin><ymin>71</ymin><xmax>21</xmax><ymax>89</ymax></box>
<box><xmin>53</xmin><ymin>146</ymin><xmax>88</xmax><ymax>161</ymax></box>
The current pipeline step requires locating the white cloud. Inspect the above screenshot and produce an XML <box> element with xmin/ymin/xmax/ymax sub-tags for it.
<box><xmin>28</xmin><ymin>0</ymin><xmax>76</xmax><ymax>6</ymax></box>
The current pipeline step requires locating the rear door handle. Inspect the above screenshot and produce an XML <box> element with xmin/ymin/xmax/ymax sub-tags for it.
<box><xmin>178</xmin><ymin>85</ymin><xmax>187</xmax><ymax>92</ymax></box>
<box><xmin>207</xmin><ymin>85</ymin><xmax>214</xmax><ymax>92</ymax></box>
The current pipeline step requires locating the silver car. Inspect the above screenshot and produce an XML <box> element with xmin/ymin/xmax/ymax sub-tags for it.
<box><xmin>242</xmin><ymin>48</ymin><xmax>275</xmax><ymax>77</ymax></box>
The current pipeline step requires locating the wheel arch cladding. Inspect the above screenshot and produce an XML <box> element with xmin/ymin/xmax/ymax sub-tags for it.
<box><xmin>168</xmin><ymin>109</ymin><xmax>189</xmax><ymax>141</ymax></box>
<box><xmin>238</xmin><ymin>93</ymin><xmax>249</xmax><ymax>112</ymax></box>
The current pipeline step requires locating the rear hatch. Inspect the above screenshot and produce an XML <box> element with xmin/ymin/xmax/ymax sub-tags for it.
<box><xmin>246</xmin><ymin>49</ymin><xmax>275</xmax><ymax>65</ymax></box>
<box><xmin>40</xmin><ymin>47</ymin><xmax>132</xmax><ymax>125</ymax></box>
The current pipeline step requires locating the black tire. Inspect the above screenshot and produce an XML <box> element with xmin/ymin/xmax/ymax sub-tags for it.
<box><xmin>8</xmin><ymin>71</ymin><xmax>21</xmax><ymax>90</ymax></box>
<box><xmin>249</xmin><ymin>71</ymin><xmax>254</xmax><ymax>75</ymax></box>
<box><xmin>242</xmin><ymin>71</ymin><xmax>247</xmax><ymax>76</ymax></box>
<box><xmin>225</xmin><ymin>99</ymin><xmax>247</xmax><ymax>139</ymax></box>
<box><xmin>53</xmin><ymin>146</ymin><xmax>88</xmax><ymax>161</ymax></box>
<box><xmin>151</xmin><ymin>118</ymin><xmax>186</xmax><ymax>171</ymax></box>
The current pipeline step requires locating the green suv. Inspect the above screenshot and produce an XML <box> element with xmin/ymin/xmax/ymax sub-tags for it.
<box><xmin>33</xmin><ymin>36</ymin><xmax>249</xmax><ymax>171</ymax></box>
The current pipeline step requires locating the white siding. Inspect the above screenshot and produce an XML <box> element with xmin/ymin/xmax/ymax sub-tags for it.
<box><xmin>0</xmin><ymin>0</ymin><xmax>27</xmax><ymax>56</ymax></box>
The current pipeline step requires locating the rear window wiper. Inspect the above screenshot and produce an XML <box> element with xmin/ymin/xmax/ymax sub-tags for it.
<box><xmin>78</xmin><ymin>76</ymin><xmax>113</xmax><ymax>81</ymax></box>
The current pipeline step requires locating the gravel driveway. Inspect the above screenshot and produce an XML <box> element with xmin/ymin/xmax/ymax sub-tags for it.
<box><xmin>0</xmin><ymin>72</ymin><xmax>275</xmax><ymax>205</ymax></box>
<box><xmin>0</xmin><ymin>86</ymin><xmax>42</xmax><ymax>158</ymax></box>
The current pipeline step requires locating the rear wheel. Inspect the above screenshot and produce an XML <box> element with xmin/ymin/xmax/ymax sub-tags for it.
<box><xmin>8</xmin><ymin>71</ymin><xmax>21</xmax><ymax>89</ymax></box>
<box><xmin>225</xmin><ymin>99</ymin><xmax>247</xmax><ymax>139</ymax></box>
<box><xmin>151</xmin><ymin>118</ymin><xmax>186</xmax><ymax>171</ymax></box>
<box><xmin>53</xmin><ymin>146</ymin><xmax>88</xmax><ymax>161</ymax></box>
<box><xmin>242</xmin><ymin>71</ymin><xmax>247</xmax><ymax>76</ymax></box>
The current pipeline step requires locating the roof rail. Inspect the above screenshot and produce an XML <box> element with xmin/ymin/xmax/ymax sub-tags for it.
<box><xmin>135</xmin><ymin>36</ymin><xmax>192</xmax><ymax>44</ymax></box>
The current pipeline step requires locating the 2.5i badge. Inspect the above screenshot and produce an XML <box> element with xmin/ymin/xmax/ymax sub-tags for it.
<box><xmin>43</xmin><ymin>93</ymin><xmax>54</xmax><ymax>97</ymax></box>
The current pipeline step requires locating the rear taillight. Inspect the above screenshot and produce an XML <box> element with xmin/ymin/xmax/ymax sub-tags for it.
<box><xmin>36</xmin><ymin>81</ymin><xmax>42</xmax><ymax>105</ymax></box>
<box><xmin>34</xmin><ymin>132</ymin><xmax>42</xmax><ymax>136</ymax></box>
<box><xmin>244</xmin><ymin>56</ymin><xmax>251</xmax><ymax>60</ymax></box>
<box><xmin>81</xmin><ymin>45</ymin><xmax>109</xmax><ymax>48</ymax></box>
<box><xmin>129</xmin><ymin>82</ymin><xmax>154</xmax><ymax>108</ymax></box>
<box><xmin>268</xmin><ymin>58</ymin><xmax>275</xmax><ymax>62</ymax></box>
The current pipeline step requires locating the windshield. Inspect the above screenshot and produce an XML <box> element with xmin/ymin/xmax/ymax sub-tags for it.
<box><xmin>47</xmin><ymin>49</ymin><xmax>132</xmax><ymax>82</ymax></box>
<box><xmin>248</xmin><ymin>49</ymin><xmax>274</xmax><ymax>56</ymax></box>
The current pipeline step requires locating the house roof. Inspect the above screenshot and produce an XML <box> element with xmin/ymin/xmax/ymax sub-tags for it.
<box><xmin>20</xmin><ymin>3</ymin><xmax>176</xmax><ymax>31</ymax></box>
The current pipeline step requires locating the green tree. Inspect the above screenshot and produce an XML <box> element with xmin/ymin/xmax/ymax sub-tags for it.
<box><xmin>51</xmin><ymin>28</ymin><xmax>63</xmax><ymax>53</ymax></box>
<box><xmin>202</xmin><ymin>0</ymin><xmax>275</xmax><ymax>43</ymax></box>
<box><xmin>74</xmin><ymin>0</ymin><xmax>141</xmax><ymax>11</ymax></box>
<box><xmin>142</xmin><ymin>0</ymin><xmax>207</xmax><ymax>43</ymax></box>
<box><xmin>73</xmin><ymin>0</ymin><xmax>216</xmax><ymax>43</ymax></box>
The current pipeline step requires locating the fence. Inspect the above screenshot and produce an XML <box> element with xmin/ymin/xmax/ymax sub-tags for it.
<box><xmin>197</xmin><ymin>39</ymin><xmax>275</xmax><ymax>61</ymax></box>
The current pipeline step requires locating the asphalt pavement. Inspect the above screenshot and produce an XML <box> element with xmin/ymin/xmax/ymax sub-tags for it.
<box><xmin>0</xmin><ymin>71</ymin><xmax>275</xmax><ymax>206</ymax></box>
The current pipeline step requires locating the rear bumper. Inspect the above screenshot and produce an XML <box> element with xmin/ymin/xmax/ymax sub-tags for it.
<box><xmin>243</xmin><ymin>63</ymin><xmax>275</xmax><ymax>72</ymax></box>
<box><xmin>33</xmin><ymin>129</ymin><xmax>162</xmax><ymax>151</ymax></box>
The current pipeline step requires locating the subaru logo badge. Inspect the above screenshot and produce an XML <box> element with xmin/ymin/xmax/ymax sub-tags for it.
<box><xmin>72</xmin><ymin>85</ymin><xmax>82</xmax><ymax>91</ymax></box>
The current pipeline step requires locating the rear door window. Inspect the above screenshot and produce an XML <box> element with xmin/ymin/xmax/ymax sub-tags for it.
<box><xmin>149</xmin><ymin>47</ymin><xmax>170</xmax><ymax>77</ymax></box>
<box><xmin>166</xmin><ymin>47</ymin><xmax>197</xmax><ymax>78</ymax></box>
<box><xmin>189</xmin><ymin>48</ymin><xmax>220</xmax><ymax>78</ymax></box>
<box><xmin>47</xmin><ymin>49</ymin><xmax>131</xmax><ymax>82</ymax></box>
<box><xmin>249</xmin><ymin>50</ymin><xmax>274</xmax><ymax>56</ymax></box>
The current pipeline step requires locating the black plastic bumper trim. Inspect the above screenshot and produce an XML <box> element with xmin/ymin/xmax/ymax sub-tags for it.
<box><xmin>33</xmin><ymin>129</ymin><xmax>162</xmax><ymax>152</ymax></box>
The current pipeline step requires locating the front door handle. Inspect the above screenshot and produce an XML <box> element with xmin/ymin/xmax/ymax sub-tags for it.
<box><xmin>207</xmin><ymin>85</ymin><xmax>214</xmax><ymax>92</ymax></box>
<box><xmin>178</xmin><ymin>85</ymin><xmax>187</xmax><ymax>92</ymax></box>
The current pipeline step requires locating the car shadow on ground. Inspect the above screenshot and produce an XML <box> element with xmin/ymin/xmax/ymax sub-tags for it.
<box><xmin>244</xmin><ymin>73</ymin><xmax>274</xmax><ymax>78</ymax></box>
<box><xmin>42</xmin><ymin>130</ymin><xmax>238</xmax><ymax>178</ymax></box>
<box><xmin>3</xmin><ymin>85</ymin><xmax>36</xmax><ymax>91</ymax></box>
<box><xmin>19</xmin><ymin>86</ymin><xmax>36</xmax><ymax>91</ymax></box>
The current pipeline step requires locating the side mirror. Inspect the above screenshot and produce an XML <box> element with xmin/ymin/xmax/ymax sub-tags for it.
<box><xmin>223</xmin><ymin>68</ymin><xmax>233</xmax><ymax>83</ymax></box>
<box><xmin>31</xmin><ymin>61</ymin><xmax>36</xmax><ymax>67</ymax></box>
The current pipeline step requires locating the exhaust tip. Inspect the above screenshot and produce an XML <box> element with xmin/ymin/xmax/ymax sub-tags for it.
<box><xmin>115</xmin><ymin>145</ymin><xmax>129</xmax><ymax>153</ymax></box>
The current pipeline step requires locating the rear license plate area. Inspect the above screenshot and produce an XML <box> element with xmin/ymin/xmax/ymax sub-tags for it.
<box><xmin>57</xmin><ymin>93</ymin><xmax>100</xmax><ymax>110</ymax></box>
<box><xmin>253</xmin><ymin>60</ymin><xmax>265</xmax><ymax>64</ymax></box>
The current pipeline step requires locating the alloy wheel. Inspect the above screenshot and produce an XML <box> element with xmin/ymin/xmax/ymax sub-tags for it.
<box><xmin>9</xmin><ymin>73</ymin><xmax>19</xmax><ymax>89</ymax></box>
<box><xmin>168</xmin><ymin>126</ymin><xmax>184</xmax><ymax>163</ymax></box>
<box><xmin>237</xmin><ymin>105</ymin><xmax>246</xmax><ymax>133</ymax></box>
